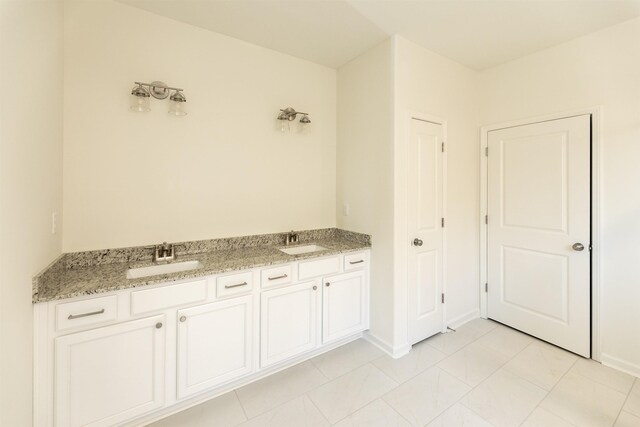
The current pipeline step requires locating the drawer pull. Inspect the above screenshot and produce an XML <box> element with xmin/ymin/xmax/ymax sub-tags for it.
<box><xmin>268</xmin><ymin>274</ymin><xmax>288</xmax><ymax>281</ymax></box>
<box><xmin>67</xmin><ymin>309</ymin><xmax>105</xmax><ymax>320</ymax></box>
<box><xmin>349</xmin><ymin>260</ymin><xmax>365</xmax><ymax>265</ymax></box>
<box><xmin>225</xmin><ymin>281</ymin><xmax>248</xmax><ymax>289</ymax></box>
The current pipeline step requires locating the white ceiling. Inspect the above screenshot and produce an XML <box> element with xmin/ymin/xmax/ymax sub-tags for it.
<box><xmin>119</xmin><ymin>0</ymin><xmax>640</xmax><ymax>70</ymax></box>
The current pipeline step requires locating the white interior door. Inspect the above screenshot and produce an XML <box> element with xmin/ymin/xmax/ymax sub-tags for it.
<box><xmin>487</xmin><ymin>115</ymin><xmax>591</xmax><ymax>357</ymax></box>
<box><xmin>408</xmin><ymin>118</ymin><xmax>444</xmax><ymax>345</ymax></box>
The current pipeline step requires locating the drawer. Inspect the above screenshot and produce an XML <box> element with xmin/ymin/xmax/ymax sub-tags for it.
<box><xmin>261</xmin><ymin>264</ymin><xmax>293</xmax><ymax>288</ymax></box>
<box><xmin>344</xmin><ymin>252</ymin><xmax>368</xmax><ymax>272</ymax></box>
<box><xmin>298</xmin><ymin>256</ymin><xmax>340</xmax><ymax>280</ymax></box>
<box><xmin>131</xmin><ymin>279</ymin><xmax>207</xmax><ymax>315</ymax></box>
<box><xmin>56</xmin><ymin>295</ymin><xmax>118</xmax><ymax>331</ymax></box>
<box><xmin>216</xmin><ymin>271</ymin><xmax>253</xmax><ymax>298</ymax></box>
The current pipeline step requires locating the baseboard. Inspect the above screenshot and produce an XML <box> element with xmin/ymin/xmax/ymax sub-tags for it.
<box><xmin>447</xmin><ymin>309</ymin><xmax>480</xmax><ymax>330</ymax></box>
<box><xmin>601</xmin><ymin>353</ymin><xmax>640</xmax><ymax>378</ymax></box>
<box><xmin>362</xmin><ymin>332</ymin><xmax>411</xmax><ymax>359</ymax></box>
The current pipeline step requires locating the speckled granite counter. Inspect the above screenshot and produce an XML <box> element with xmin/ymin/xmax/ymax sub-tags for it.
<box><xmin>33</xmin><ymin>228</ymin><xmax>371</xmax><ymax>303</ymax></box>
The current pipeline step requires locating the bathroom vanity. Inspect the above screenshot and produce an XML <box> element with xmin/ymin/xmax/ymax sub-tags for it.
<box><xmin>32</xmin><ymin>229</ymin><xmax>371</xmax><ymax>427</ymax></box>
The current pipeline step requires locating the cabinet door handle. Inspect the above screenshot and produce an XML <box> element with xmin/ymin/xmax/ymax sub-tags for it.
<box><xmin>179</xmin><ymin>315</ymin><xmax>187</xmax><ymax>322</ymax></box>
<box><xmin>325</xmin><ymin>282</ymin><xmax>330</xmax><ymax>287</ymax></box>
<box><xmin>67</xmin><ymin>309</ymin><xmax>105</xmax><ymax>320</ymax></box>
<box><xmin>268</xmin><ymin>274</ymin><xmax>288</xmax><ymax>281</ymax></box>
<box><xmin>156</xmin><ymin>322</ymin><xmax>163</xmax><ymax>329</ymax></box>
<box><xmin>225</xmin><ymin>281</ymin><xmax>248</xmax><ymax>289</ymax></box>
<box><xmin>313</xmin><ymin>285</ymin><xmax>317</xmax><ymax>291</ymax></box>
<box><xmin>349</xmin><ymin>260</ymin><xmax>364</xmax><ymax>265</ymax></box>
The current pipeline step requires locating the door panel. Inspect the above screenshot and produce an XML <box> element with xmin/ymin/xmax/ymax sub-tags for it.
<box><xmin>322</xmin><ymin>271</ymin><xmax>366</xmax><ymax>344</ymax></box>
<box><xmin>487</xmin><ymin>115</ymin><xmax>590</xmax><ymax>357</ymax></box>
<box><xmin>260</xmin><ymin>281</ymin><xmax>320</xmax><ymax>367</ymax></box>
<box><xmin>54</xmin><ymin>315</ymin><xmax>165</xmax><ymax>427</ymax></box>
<box><xmin>176</xmin><ymin>296</ymin><xmax>253</xmax><ymax>399</ymax></box>
<box><xmin>408</xmin><ymin>119</ymin><xmax>444</xmax><ymax>345</ymax></box>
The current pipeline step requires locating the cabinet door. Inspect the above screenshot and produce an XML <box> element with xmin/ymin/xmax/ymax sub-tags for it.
<box><xmin>176</xmin><ymin>295</ymin><xmax>253</xmax><ymax>399</ymax></box>
<box><xmin>54</xmin><ymin>315</ymin><xmax>165</xmax><ymax>427</ymax></box>
<box><xmin>323</xmin><ymin>271</ymin><xmax>367</xmax><ymax>344</ymax></box>
<box><xmin>261</xmin><ymin>281</ymin><xmax>320</xmax><ymax>367</ymax></box>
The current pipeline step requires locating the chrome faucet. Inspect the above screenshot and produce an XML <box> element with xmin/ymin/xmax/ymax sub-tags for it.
<box><xmin>146</xmin><ymin>242</ymin><xmax>185</xmax><ymax>263</ymax></box>
<box><xmin>285</xmin><ymin>230</ymin><xmax>299</xmax><ymax>246</ymax></box>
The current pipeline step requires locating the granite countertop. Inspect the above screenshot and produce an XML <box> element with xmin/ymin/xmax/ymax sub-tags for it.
<box><xmin>33</xmin><ymin>228</ymin><xmax>371</xmax><ymax>303</ymax></box>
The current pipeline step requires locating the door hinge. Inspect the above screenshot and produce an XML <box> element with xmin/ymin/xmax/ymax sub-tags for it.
<box><xmin>441</xmin><ymin>293</ymin><xmax>445</xmax><ymax>304</ymax></box>
<box><xmin>485</xmin><ymin>283</ymin><xmax>488</xmax><ymax>293</ymax></box>
<box><xmin>485</xmin><ymin>215</ymin><xmax>488</xmax><ymax>225</ymax></box>
<box><xmin>441</xmin><ymin>142</ymin><xmax>445</xmax><ymax>153</ymax></box>
<box><xmin>485</xmin><ymin>146</ymin><xmax>488</xmax><ymax>156</ymax></box>
<box><xmin>441</xmin><ymin>218</ymin><xmax>445</xmax><ymax>228</ymax></box>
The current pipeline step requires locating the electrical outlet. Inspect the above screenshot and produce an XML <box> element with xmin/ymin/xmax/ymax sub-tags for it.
<box><xmin>51</xmin><ymin>212</ymin><xmax>57</xmax><ymax>234</ymax></box>
<box><xmin>343</xmin><ymin>203</ymin><xmax>350</xmax><ymax>216</ymax></box>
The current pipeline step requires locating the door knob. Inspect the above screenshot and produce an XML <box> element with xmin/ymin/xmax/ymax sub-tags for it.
<box><xmin>413</xmin><ymin>238</ymin><xmax>423</xmax><ymax>247</ymax></box>
<box><xmin>572</xmin><ymin>243</ymin><xmax>585</xmax><ymax>251</ymax></box>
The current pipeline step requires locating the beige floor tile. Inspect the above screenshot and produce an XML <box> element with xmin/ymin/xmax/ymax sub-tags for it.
<box><xmin>462</xmin><ymin>369</ymin><xmax>547</xmax><ymax>427</ymax></box>
<box><xmin>521</xmin><ymin>407</ymin><xmax>576</xmax><ymax>427</ymax></box>
<box><xmin>383</xmin><ymin>366</ymin><xmax>471</xmax><ymax>426</ymax></box>
<box><xmin>147</xmin><ymin>391</ymin><xmax>246</xmax><ymax>427</ymax></box>
<box><xmin>615</xmin><ymin>411</ymin><xmax>640</xmax><ymax>427</ymax></box>
<box><xmin>307</xmin><ymin>363</ymin><xmax>397</xmax><ymax>424</ymax></box>
<box><xmin>623</xmin><ymin>379</ymin><xmax>640</xmax><ymax>417</ymax></box>
<box><xmin>426</xmin><ymin>403</ymin><xmax>494</xmax><ymax>427</ymax></box>
<box><xmin>464</xmin><ymin>318</ymin><xmax>500</xmax><ymax>335</ymax></box>
<box><xmin>372</xmin><ymin>340</ymin><xmax>446</xmax><ymax>383</ymax></box>
<box><xmin>311</xmin><ymin>339</ymin><xmax>384</xmax><ymax>380</ymax></box>
<box><xmin>540</xmin><ymin>371</ymin><xmax>627</xmax><ymax>427</ymax></box>
<box><xmin>475</xmin><ymin>326</ymin><xmax>533</xmax><ymax>358</ymax></box>
<box><xmin>236</xmin><ymin>396</ymin><xmax>329</xmax><ymax>427</ymax></box>
<box><xmin>438</xmin><ymin>342</ymin><xmax>510</xmax><ymax>386</ymax></box>
<box><xmin>235</xmin><ymin>361</ymin><xmax>327</xmax><ymax>418</ymax></box>
<box><xmin>571</xmin><ymin>358</ymin><xmax>635</xmax><ymax>394</ymax></box>
<box><xmin>425</xmin><ymin>325</ymin><xmax>484</xmax><ymax>355</ymax></box>
<box><xmin>504</xmin><ymin>341</ymin><xmax>577</xmax><ymax>390</ymax></box>
<box><xmin>333</xmin><ymin>399</ymin><xmax>411</xmax><ymax>427</ymax></box>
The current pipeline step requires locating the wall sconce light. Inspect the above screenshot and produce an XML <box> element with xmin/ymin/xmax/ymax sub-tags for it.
<box><xmin>130</xmin><ymin>81</ymin><xmax>187</xmax><ymax>116</ymax></box>
<box><xmin>277</xmin><ymin>107</ymin><xmax>311</xmax><ymax>133</ymax></box>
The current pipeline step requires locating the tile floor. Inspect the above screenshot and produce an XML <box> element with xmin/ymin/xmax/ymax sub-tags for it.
<box><xmin>148</xmin><ymin>319</ymin><xmax>639</xmax><ymax>427</ymax></box>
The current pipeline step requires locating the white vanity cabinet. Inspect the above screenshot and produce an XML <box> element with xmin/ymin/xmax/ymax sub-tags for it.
<box><xmin>176</xmin><ymin>295</ymin><xmax>254</xmax><ymax>399</ymax></box>
<box><xmin>260</xmin><ymin>280</ymin><xmax>321</xmax><ymax>367</ymax></box>
<box><xmin>54</xmin><ymin>315</ymin><xmax>166</xmax><ymax>427</ymax></box>
<box><xmin>322</xmin><ymin>270</ymin><xmax>368</xmax><ymax>344</ymax></box>
<box><xmin>35</xmin><ymin>250</ymin><xmax>370</xmax><ymax>427</ymax></box>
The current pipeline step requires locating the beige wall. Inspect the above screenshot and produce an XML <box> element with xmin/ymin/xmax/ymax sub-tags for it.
<box><xmin>336</xmin><ymin>40</ymin><xmax>396</xmax><ymax>350</ymax></box>
<box><xmin>393</xmin><ymin>36</ymin><xmax>480</xmax><ymax>344</ymax></box>
<box><xmin>0</xmin><ymin>1</ymin><xmax>64</xmax><ymax>425</ymax></box>
<box><xmin>479</xmin><ymin>17</ymin><xmax>640</xmax><ymax>375</ymax></box>
<box><xmin>63</xmin><ymin>0</ymin><xmax>337</xmax><ymax>252</ymax></box>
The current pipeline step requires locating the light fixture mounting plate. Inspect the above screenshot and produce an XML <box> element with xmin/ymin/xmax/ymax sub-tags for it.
<box><xmin>149</xmin><ymin>81</ymin><xmax>170</xmax><ymax>99</ymax></box>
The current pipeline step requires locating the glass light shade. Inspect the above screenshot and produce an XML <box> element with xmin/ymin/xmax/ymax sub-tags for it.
<box><xmin>168</xmin><ymin>100</ymin><xmax>187</xmax><ymax>116</ymax></box>
<box><xmin>299</xmin><ymin>115</ymin><xmax>311</xmax><ymax>134</ymax></box>
<box><xmin>279</xmin><ymin>119</ymin><xmax>290</xmax><ymax>132</ymax></box>
<box><xmin>130</xmin><ymin>93</ymin><xmax>151</xmax><ymax>112</ymax></box>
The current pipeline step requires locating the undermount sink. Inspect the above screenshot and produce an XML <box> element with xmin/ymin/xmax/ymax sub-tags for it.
<box><xmin>279</xmin><ymin>244</ymin><xmax>327</xmax><ymax>256</ymax></box>
<box><xmin>126</xmin><ymin>260</ymin><xmax>203</xmax><ymax>279</ymax></box>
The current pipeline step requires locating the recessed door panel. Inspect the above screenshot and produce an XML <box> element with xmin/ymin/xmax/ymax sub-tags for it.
<box><xmin>417</xmin><ymin>250</ymin><xmax>438</xmax><ymax>318</ymax></box>
<box><xmin>418</xmin><ymin>136</ymin><xmax>438</xmax><ymax>231</ymax></box>
<box><xmin>502</xmin><ymin>246</ymin><xmax>568</xmax><ymax>323</ymax></box>
<box><xmin>502</xmin><ymin>132</ymin><xmax>568</xmax><ymax>232</ymax></box>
